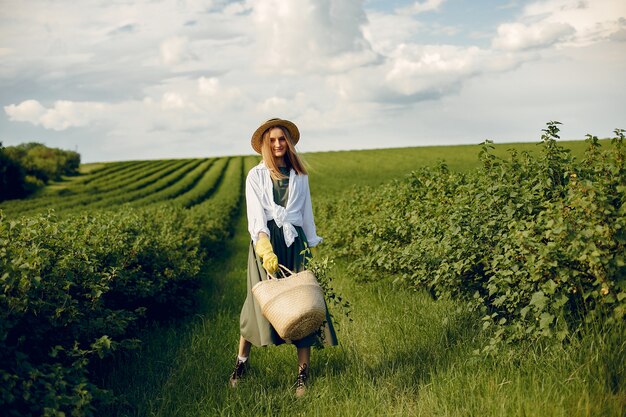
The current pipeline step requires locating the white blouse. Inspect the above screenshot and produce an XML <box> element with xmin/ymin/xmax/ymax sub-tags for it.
<box><xmin>246</xmin><ymin>161</ymin><xmax>323</xmax><ymax>248</ymax></box>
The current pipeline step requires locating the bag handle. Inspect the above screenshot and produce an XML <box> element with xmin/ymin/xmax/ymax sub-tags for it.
<box><xmin>266</xmin><ymin>264</ymin><xmax>295</xmax><ymax>280</ymax></box>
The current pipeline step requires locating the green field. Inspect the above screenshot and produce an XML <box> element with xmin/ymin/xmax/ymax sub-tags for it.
<box><xmin>0</xmin><ymin>139</ymin><xmax>594</xmax><ymax>212</ymax></box>
<box><xmin>305</xmin><ymin>139</ymin><xmax>594</xmax><ymax>197</ymax></box>
<box><xmin>1</xmin><ymin>137</ymin><xmax>623</xmax><ymax>417</ymax></box>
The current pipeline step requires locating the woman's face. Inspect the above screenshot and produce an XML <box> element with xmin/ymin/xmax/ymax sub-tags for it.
<box><xmin>268</xmin><ymin>127</ymin><xmax>287</xmax><ymax>159</ymax></box>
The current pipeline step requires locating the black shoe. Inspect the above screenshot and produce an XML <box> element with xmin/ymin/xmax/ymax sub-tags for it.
<box><xmin>294</xmin><ymin>364</ymin><xmax>308</xmax><ymax>398</ymax></box>
<box><xmin>229</xmin><ymin>358</ymin><xmax>248</xmax><ymax>388</ymax></box>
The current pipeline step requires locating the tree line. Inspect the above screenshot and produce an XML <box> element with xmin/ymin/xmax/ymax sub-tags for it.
<box><xmin>0</xmin><ymin>142</ymin><xmax>81</xmax><ymax>201</ymax></box>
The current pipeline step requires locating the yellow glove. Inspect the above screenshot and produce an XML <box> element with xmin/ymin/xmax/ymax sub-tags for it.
<box><xmin>255</xmin><ymin>236</ymin><xmax>278</xmax><ymax>274</ymax></box>
<box><xmin>310</xmin><ymin>246</ymin><xmax>319</xmax><ymax>257</ymax></box>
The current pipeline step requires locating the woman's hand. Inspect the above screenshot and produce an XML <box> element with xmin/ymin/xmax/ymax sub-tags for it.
<box><xmin>255</xmin><ymin>236</ymin><xmax>278</xmax><ymax>274</ymax></box>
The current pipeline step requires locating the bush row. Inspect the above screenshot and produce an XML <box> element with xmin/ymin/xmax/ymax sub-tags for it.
<box><xmin>65</xmin><ymin>159</ymin><xmax>203</xmax><ymax>212</ymax></box>
<box><xmin>317</xmin><ymin>123</ymin><xmax>625</xmax><ymax>347</ymax></box>
<box><xmin>0</xmin><ymin>157</ymin><xmax>244</xmax><ymax>416</ymax></box>
<box><xmin>77</xmin><ymin>160</ymin><xmax>155</xmax><ymax>188</ymax></box>
<box><xmin>129</xmin><ymin>159</ymin><xmax>216</xmax><ymax>207</ymax></box>
<box><xmin>0</xmin><ymin>159</ymin><xmax>183</xmax><ymax>217</ymax></box>
<box><xmin>170</xmin><ymin>157</ymin><xmax>229</xmax><ymax>208</ymax></box>
<box><xmin>182</xmin><ymin>156</ymin><xmax>245</xmax><ymax>250</ymax></box>
<box><xmin>65</xmin><ymin>160</ymin><xmax>174</xmax><ymax>197</ymax></box>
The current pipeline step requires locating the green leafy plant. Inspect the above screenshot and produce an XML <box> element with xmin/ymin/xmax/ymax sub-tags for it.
<box><xmin>304</xmin><ymin>248</ymin><xmax>352</xmax><ymax>321</ymax></box>
<box><xmin>316</xmin><ymin>122</ymin><xmax>625</xmax><ymax>349</ymax></box>
<box><xmin>0</xmin><ymin>157</ymin><xmax>245</xmax><ymax>416</ymax></box>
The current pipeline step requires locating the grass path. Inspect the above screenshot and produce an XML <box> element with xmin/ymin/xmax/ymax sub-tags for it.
<box><xmin>102</xmin><ymin>208</ymin><xmax>624</xmax><ymax>417</ymax></box>
<box><xmin>101</xmin><ymin>208</ymin><xmax>474</xmax><ymax>416</ymax></box>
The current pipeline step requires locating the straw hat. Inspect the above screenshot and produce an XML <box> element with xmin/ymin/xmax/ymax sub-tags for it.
<box><xmin>251</xmin><ymin>118</ymin><xmax>300</xmax><ymax>154</ymax></box>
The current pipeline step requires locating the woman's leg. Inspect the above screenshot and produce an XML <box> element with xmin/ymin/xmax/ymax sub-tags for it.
<box><xmin>295</xmin><ymin>346</ymin><xmax>310</xmax><ymax>397</ymax></box>
<box><xmin>297</xmin><ymin>346</ymin><xmax>310</xmax><ymax>369</ymax></box>
<box><xmin>230</xmin><ymin>336</ymin><xmax>252</xmax><ymax>387</ymax></box>
<box><xmin>238</xmin><ymin>335</ymin><xmax>252</xmax><ymax>358</ymax></box>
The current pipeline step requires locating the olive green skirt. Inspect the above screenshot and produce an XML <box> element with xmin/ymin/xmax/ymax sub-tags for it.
<box><xmin>239</xmin><ymin>220</ymin><xmax>338</xmax><ymax>348</ymax></box>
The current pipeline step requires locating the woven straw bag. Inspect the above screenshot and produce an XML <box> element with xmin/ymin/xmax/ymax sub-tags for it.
<box><xmin>252</xmin><ymin>264</ymin><xmax>326</xmax><ymax>342</ymax></box>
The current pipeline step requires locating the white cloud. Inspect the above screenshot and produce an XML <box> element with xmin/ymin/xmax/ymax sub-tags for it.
<box><xmin>198</xmin><ymin>76</ymin><xmax>220</xmax><ymax>96</ymax></box>
<box><xmin>494</xmin><ymin>0</ymin><xmax>626</xmax><ymax>49</ymax></box>
<box><xmin>1</xmin><ymin>0</ymin><xmax>625</xmax><ymax>162</ymax></box>
<box><xmin>40</xmin><ymin>101</ymin><xmax>107</xmax><ymax>130</ymax></box>
<box><xmin>161</xmin><ymin>92</ymin><xmax>187</xmax><ymax>110</ymax></box>
<box><xmin>524</xmin><ymin>0</ymin><xmax>626</xmax><ymax>39</ymax></box>
<box><xmin>4</xmin><ymin>100</ymin><xmax>106</xmax><ymax>131</ymax></box>
<box><xmin>399</xmin><ymin>0</ymin><xmax>445</xmax><ymax>15</ymax></box>
<box><xmin>223</xmin><ymin>1</ymin><xmax>252</xmax><ymax>15</ymax></box>
<box><xmin>3</xmin><ymin>73</ymin><xmax>250</xmax><ymax>139</ymax></box>
<box><xmin>328</xmin><ymin>42</ymin><xmax>514</xmax><ymax>105</ymax></box>
<box><xmin>363</xmin><ymin>11</ymin><xmax>422</xmax><ymax>55</ymax></box>
<box><xmin>160</xmin><ymin>36</ymin><xmax>195</xmax><ymax>66</ymax></box>
<box><xmin>257</xmin><ymin>96</ymin><xmax>291</xmax><ymax>114</ymax></box>
<box><xmin>611</xmin><ymin>26</ymin><xmax>626</xmax><ymax>41</ymax></box>
<box><xmin>196</xmin><ymin>76</ymin><xmax>246</xmax><ymax>111</ymax></box>
<box><xmin>385</xmin><ymin>44</ymin><xmax>487</xmax><ymax>95</ymax></box>
<box><xmin>4</xmin><ymin>100</ymin><xmax>46</xmax><ymax>124</ymax></box>
<box><xmin>492</xmin><ymin>21</ymin><xmax>575</xmax><ymax>50</ymax></box>
<box><xmin>251</xmin><ymin>0</ymin><xmax>379</xmax><ymax>74</ymax></box>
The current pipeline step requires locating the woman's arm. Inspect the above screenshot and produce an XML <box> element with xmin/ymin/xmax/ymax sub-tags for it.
<box><xmin>301</xmin><ymin>175</ymin><xmax>323</xmax><ymax>247</ymax></box>
<box><xmin>246</xmin><ymin>169</ymin><xmax>270</xmax><ymax>244</ymax></box>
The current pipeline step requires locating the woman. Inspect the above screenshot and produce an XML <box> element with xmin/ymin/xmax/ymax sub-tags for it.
<box><xmin>230</xmin><ymin>118</ymin><xmax>338</xmax><ymax>397</ymax></box>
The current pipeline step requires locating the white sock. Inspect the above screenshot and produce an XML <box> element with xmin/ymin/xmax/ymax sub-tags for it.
<box><xmin>237</xmin><ymin>355</ymin><xmax>248</xmax><ymax>363</ymax></box>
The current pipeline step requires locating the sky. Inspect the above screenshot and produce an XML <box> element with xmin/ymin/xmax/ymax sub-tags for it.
<box><xmin>1</xmin><ymin>0</ymin><xmax>625</xmax><ymax>163</ymax></box>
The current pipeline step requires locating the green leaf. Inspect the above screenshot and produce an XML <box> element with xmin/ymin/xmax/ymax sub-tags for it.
<box><xmin>539</xmin><ymin>312</ymin><xmax>554</xmax><ymax>329</ymax></box>
<box><xmin>542</xmin><ymin>279</ymin><xmax>558</xmax><ymax>295</ymax></box>
<box><xmin>520</xmin><ymin>306</ymin><xmax>530</xmax><ymax>318</ymax></box>
<box><xmin>529</xmin><ymin>291</ymin><xmax>547</xmax><ymax>310</ymax></box>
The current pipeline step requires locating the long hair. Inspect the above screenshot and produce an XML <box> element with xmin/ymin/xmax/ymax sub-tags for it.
<box><xmin>260</xmin><ymin>126</ymin><xmax>308</xmax><ymax>180</ymax></box>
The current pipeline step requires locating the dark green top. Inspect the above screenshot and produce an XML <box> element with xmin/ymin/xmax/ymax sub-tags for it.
<box><xmin>272</xmin><ymin>166</ymin><xmax>290</xmax><ymax>207</ymax></box>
